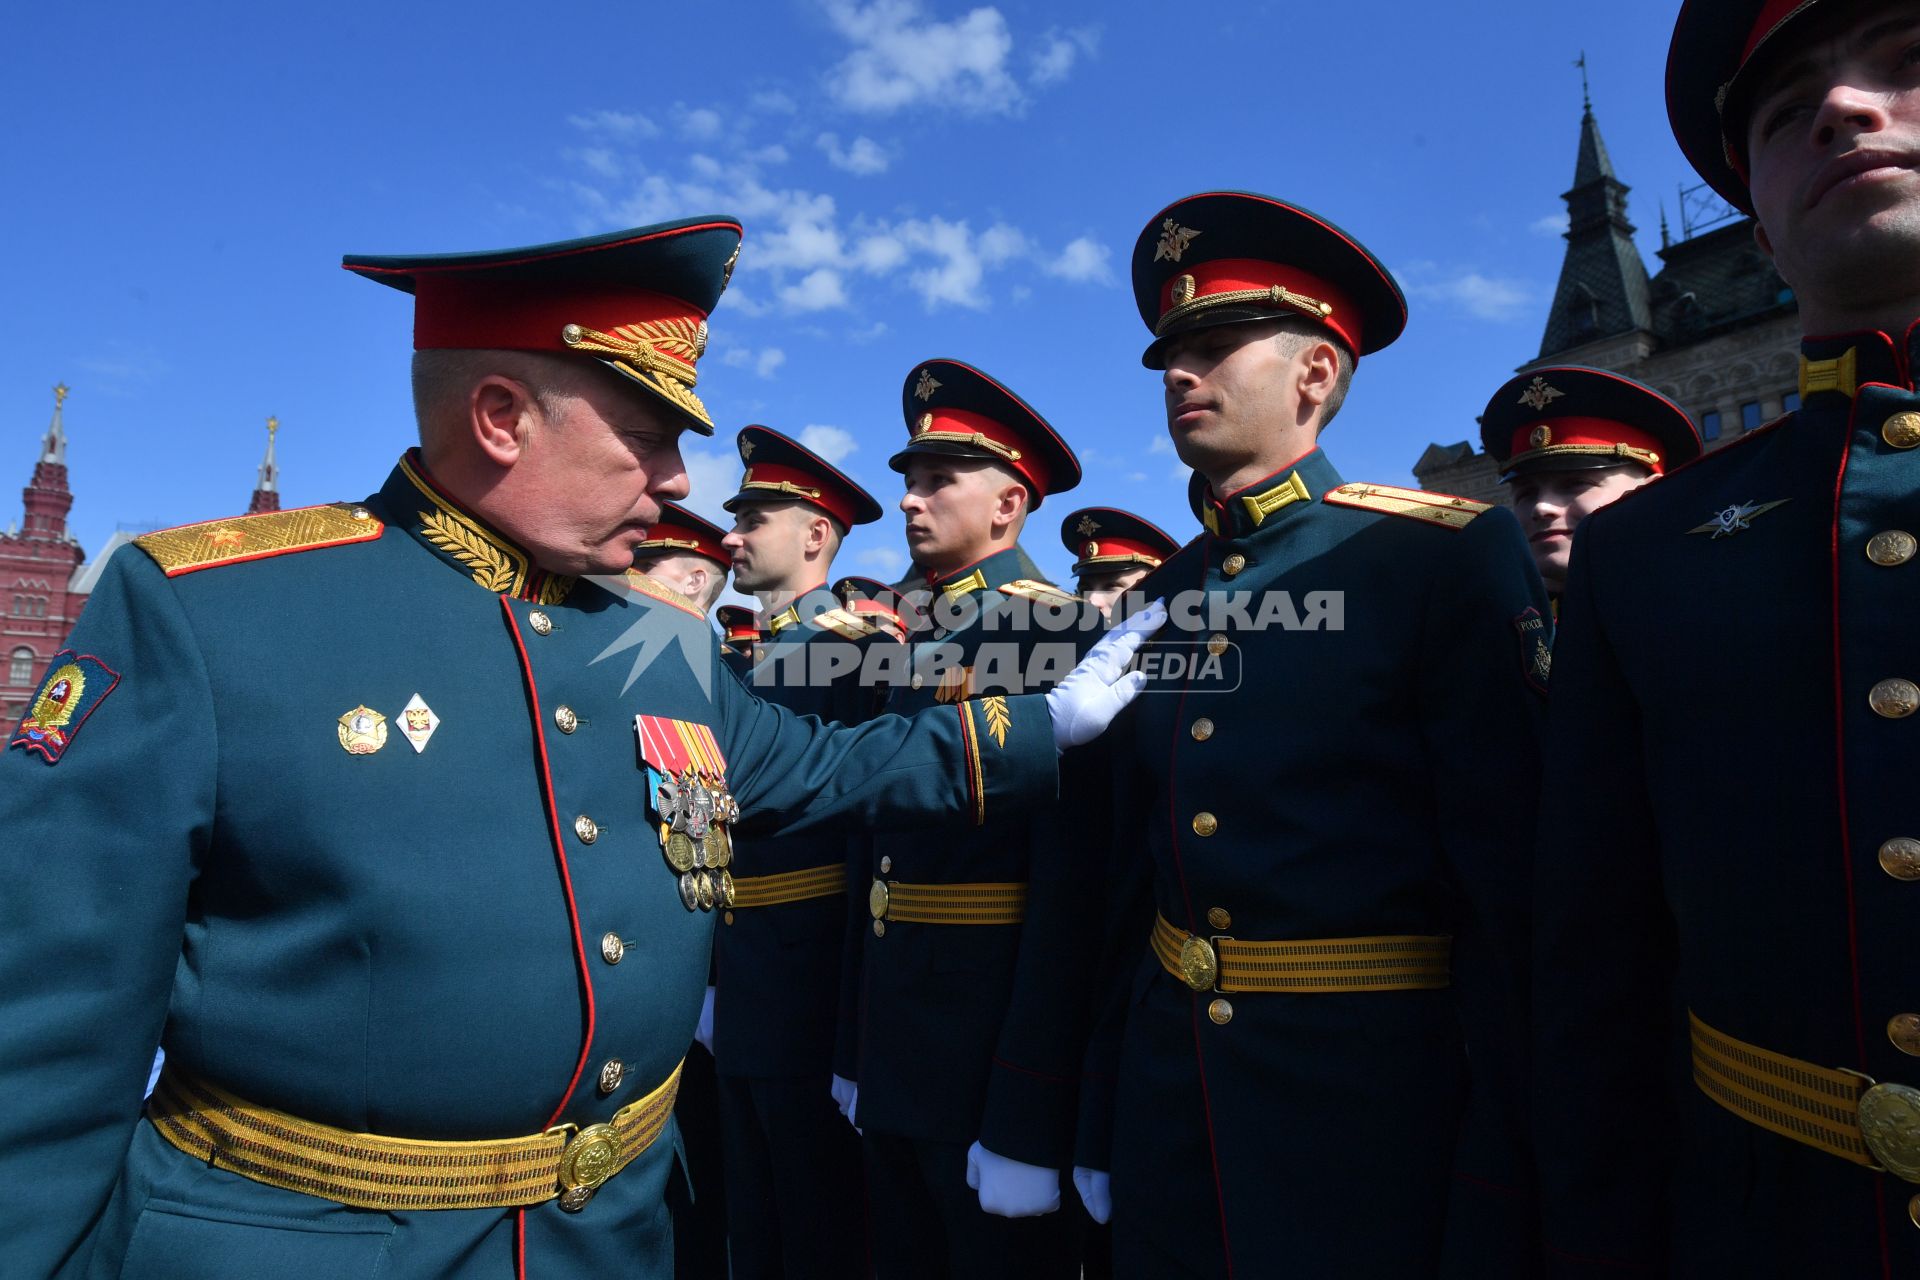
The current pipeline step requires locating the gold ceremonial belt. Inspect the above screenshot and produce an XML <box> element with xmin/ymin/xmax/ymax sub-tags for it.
<box><xmin>729</xmin><ymin>863</ymin><xmax>847</xmax><ymax>909</ymax></box>
<box><xmin>869</xmin><ymin>879</ymin><xmax>1028</xmax><ymax>928</ymax></box>
<box><xmin>1690</xmin><ymin>1011</ymin><xmax>1920</xmax><ymax>1182</ymax></box>
<box><xmin>147</xmin><ymin>1060</ymin><xmax>683</xmax><ymax>1212</ymax></box>
<box><xmin>1152</xmin><ymin>914</ymin><xmax>1452</xmax><ymax>994</ymax></box>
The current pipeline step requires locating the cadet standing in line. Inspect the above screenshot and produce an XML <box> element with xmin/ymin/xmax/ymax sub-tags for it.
<box><xmin>1477</xmin><ymin>365</ymin><xmax>1700</xmax><ymax>608</ymax></box>
<box><xmin>1533</xmin><ymin>2</ymin><xmax>1920</xmax><ymax>1273</ymax></box>
<box><xmin>846</xmin><ymin>359</ymin><xmax>1111</xmax><ymax>1279</ymax></box>
<box><xmin>629</xmin><ymin>497</ymin><xmax>735</xmax><ymax>1280</ymax></box>
<box><xmin>1058</xmin><ymin>506</ymin><xmax>1182</xmax><ymax>620</ymax></box>
<box><xmin>0</xmin><ymin>218</ymin><xmax>1154</xmax><ymax>1280</ymax></box>
<box><xmin>710</xmin><ymin>425</ymin><xmax>893</xmax><ymax>1278</ymax></box>
<box><xmin>1074</xmin><ymin>192</ymin><xmax>1551</xmax><ymax>1278</ymax></box>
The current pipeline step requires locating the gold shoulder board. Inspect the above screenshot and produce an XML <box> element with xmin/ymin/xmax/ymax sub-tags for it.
<box><xmin>620</xmin><ymin>570</ymin><xmax>706</xmax><ymax>618</ymax></box>
<box><xmin>133</xmin><ymin>503</ymin><xmax>384</xmax><ymax>577</ymax></box>
<box><xmin>1322</xmin><ymin>483</ymin><xmax>1490</xmax><ymax>531</ymax></box>
<box><xmin>810</xmin><ymin>606</ymin><xmax>882</xmax><ymax>640</ymax></box>
<box><xmin>999</xmin><ymin>579</ymin><xmax>1082</xmax><ymax>605</ymax></box>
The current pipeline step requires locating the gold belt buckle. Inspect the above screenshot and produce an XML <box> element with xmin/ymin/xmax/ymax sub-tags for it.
<box><xmin>869</xmin><ymin>879</ymin><xmax>891</xmax><ymax>921</ymax></box>
<box><xmin>1853</xmin><ymin>1075</ymin><xmax>1920</xmax><ymax>1184</ymax></box>
<box><xmin>1177</xmin><ymin>934</ymin><xmax>1222</xmax><ymax>992</ymax></box>
<box><xmin>553</xmin><ymin>1122</ymin><xmax>622</xmax><ymax>1211</ymax></box>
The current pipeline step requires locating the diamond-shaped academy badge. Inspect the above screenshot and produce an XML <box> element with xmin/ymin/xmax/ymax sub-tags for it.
<box><xmin>399</xmin><ymin>693</ymin><xmax>440</xmax><ymax>754</ymax></box>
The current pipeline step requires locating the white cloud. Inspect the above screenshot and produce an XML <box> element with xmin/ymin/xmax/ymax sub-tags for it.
<box><xmin>856</xmin><ymin>546</ymin><xmax>907</xmax><ymax>575</ymax></box>
<box><xmin>780</xmin><ymin>268</ymin><xmax>850</xmax><ymax>311</ymax></box>
<box><xmin>568</xmin><ymin>109</ymin><xmax>658</xmax><ymax>139</ymax></box>
<box><xmin>822</xmin><ymin>0</ymin><xmax>1023</xmax><ymax>115</ymax></box>
<box><xmin>1148</xmin><ymin>434</ymin><xmax>1175</xmax><ymax>455</ymax></box>
<box><xmin>817</xmin><ymin>132</ymin><xmax>891</xmax><ymax>175</ymax></box>
<box><xmin>575</xmin><ymin>148</ymin><xmax>621</xmax><ymax>179</ymax></box>
<box><xmin>1044</xmin><ymin>235</ymin><xmax>1113</xmax><ymax>284</ymax></box>
<box><xmin>1029</xmin><ymin>26</ymin><xmax>1098</xmax><ymax>86</ymax></box>
<box><xmin>799</xmin><ymin>424</ymin><xmax>858</xmax><ymax>462</ymax></box>
<box><xmin>1400</xmin><ymin>263</ymin><xmax>1534</xmax><ymax>323</ymax></box>
<box><xmin>1530</xmin><ymin>212</ymin><xmax>1569</xmax><ymax>238</ymax></box>
<box><xmin>680</xmin><ymin>445</ymin><xmax>739</xmax><ymax>525</ymax></box>
<box><xmin>750</xmin><ymin>89</ymin><xmax>799</xmax><ymax>114</ymax></box>
<box><xmin>678</xmin><ymin>106</ymin><xmax>724</xmax><ymax>141</ymax></box>
<box><xmin>754</xmin><ymin>348</ymin><xmax>787</xmax><ymax>378</ymax></box>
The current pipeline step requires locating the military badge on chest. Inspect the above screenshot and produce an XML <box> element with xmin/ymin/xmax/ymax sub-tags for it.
<box><xmin>637</xmin><ymin>714</ymin><xmax>736</xmax><ymax>912</ymax></box>
<box><xmin>1512</xmin><ymin>607</ymin><xmax>1552</xmax><ymax>697</ymax></box>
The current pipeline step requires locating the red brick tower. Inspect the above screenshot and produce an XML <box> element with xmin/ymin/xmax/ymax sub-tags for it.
<box><xmin>2</xmin><ymin>385</ymin><xmax>89</xmax><ymax>722</ymax></box>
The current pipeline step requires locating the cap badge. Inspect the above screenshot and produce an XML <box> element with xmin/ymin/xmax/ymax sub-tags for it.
<box><xmin>1084</xmin><ymin>540</ymin><xmax>1100</xmax><ymax>558</ymax></box>
<box><xmin>915</xmin><ymin>412</ymin><xmax>934</xmax><ymax>435</ymax></box>
<box><xmin>1154</xmin><ymin>219</ymin><xmax>1202</xmax><ymax>264</ymax></box>
<box><xmin>1075</xmin><ymin>515</ymin><xmax>1101</xmax><ymax>537</ymax></box>
<box><xmin>914</xmin><ymin>369</ymin><xmax>943</xmax><ymax>402</ymax></box>
<box><xmin>1529</xmin><ymin>424</ymin><xmax>1553</xmax><ymax>449</ymax></box>
<box><xmin>720</xmin><ymin>241</ymin><xmax>742</xmax><ymax>291</ymax></box>
<box><xmin>1170</xmin><ymin>274</ymin><xmax>1196</xmax><ymax>306</ymax></box>
<box><xmin>1517</xmin><ymin>377</ymin><xmax>1565</xmax><ymax>411</ymax></box>
<box><xmin>739</xmin><ymin>437</ymin><xmax>756</xmax><ymax>461</ymax></box>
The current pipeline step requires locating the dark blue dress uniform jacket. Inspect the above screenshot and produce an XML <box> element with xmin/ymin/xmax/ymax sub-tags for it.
<box><xmin>0</xmin><ymin>455</ymin><xmax>1055</xmax><ymax>1280</ymax></box>
<box><xmin>1533</xmin><ymin>324</ymin><xmax>1920</xmax><ymax>1277</ymax></box>
<box><xmin>718</xmin><ymin>603</ymin><xmax>891</xmax><ymax>1080</ymax></box>
<box><xmin>1082</xmin><ymin>448</ymin><xmax>1549</xmax><ymax>1277</ymax></box>
<box><xmin>849</xmin><ymin>545</ymin><xmax>1109</xmax><ymax>1170</ymax></box>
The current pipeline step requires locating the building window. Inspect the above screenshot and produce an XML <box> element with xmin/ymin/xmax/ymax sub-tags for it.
<box><xmin>1701</xmin><ymin>410</ymin><xmax>1722</xmax><ymax>441</ymax></box>
<box><xmin>9</xmin><ymin>648</ymin><xmax>33</xmax><ymax>686</ymax></box>
<box><xmin>1784</xmin><ymin>391</ymin><xmax>1802</xmax><ymax>414</ymax></box>
<box><xmin>1741</xmin><ymin>402</ymin><xmax>1763</xmax><ymax>431</ymax></box>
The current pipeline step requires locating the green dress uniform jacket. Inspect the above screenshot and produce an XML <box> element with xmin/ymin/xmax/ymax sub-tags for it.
<box><xmin>1533</xmin><ymin>325</ymin><xmax>1920</xmax><ymax>1277</ymax></box>
<box><xmin>851</xmin><ymin>545</ymin><xmax>1109</xmax><ymax>1169</ymax></box>
<box><xmin>0</xmin><ymin>453</ymin><xmax>1055</xmax><ymax>1280</ymax></box>
<box><xmin>1082</xmin><ymin>448</ymin><xmax>1549</xmax><ymax>1278</ymax></box>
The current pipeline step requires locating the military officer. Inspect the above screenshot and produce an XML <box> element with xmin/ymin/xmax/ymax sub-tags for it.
<box><xmin>632</xmin><ymin>501</ymin><xmax>731</xmax><ymax>610</ymax></box>
<box><xmin>847</xmin><ymin>359</ymin><xmax>1110</xmax><ymax>1279</ymax></box>
<box><xmin>0</xmin><ymin>219</ymin><xmax>1152</xmax><ymax>1280</ymax></box>
<box><xmin>1478</xmin><ymin>366</ymin><xmax>1701</xmax><ymax>603</ymax></box>
<box><xmin>1533</xmin><ymin>2</ymin><xmax>1920</xmax><ymax>1273</ymax></box>
<box><xmin>1059</xmin><ymin>506</ymin><xmax>1182</xmax><ymax>620</ymax></box>
<box><xmin>716</xmin><ymin>604</ymin><xmax>763</xmax><ymax>672</ymax></box>
<box><xmin>1075</xmin><ymin>192</ymin><xmax>1550</xmax><ymax>1278</ymax></box>
<box><xmin>709</xmin><ymin>425</ymin><xmax>892</xmax><ymax>1278</ymax></box>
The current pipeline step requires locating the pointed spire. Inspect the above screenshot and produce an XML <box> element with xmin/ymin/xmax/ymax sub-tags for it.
<box><xmin>1660</xmin><ymin>200</ymin><xmax>1672</xmax><ymax>251</ymax></box>
<box><xmin>247</xmin><ymin>415</ymin><xmax>282</xmax><ymax>514</ymax></box>
<box><xmin>42</xmin><ymin>383</ymin><xmax>69</xmax><ymax>465</ymax></box>
<box><xmin>1538</xmin><ymin>80</ymin><xmax>1654</xmax><ymax>359</ymax></box>
<box><xmin>1572</xmin><ymin>94</ymin><xmax>1619</xmax><ymax>188</ymax></box>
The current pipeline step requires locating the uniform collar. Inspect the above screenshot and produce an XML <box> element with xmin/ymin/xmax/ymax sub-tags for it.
<box><xmin>925</xmin><ymin>545</ymin><xmax>1025</xmax><ymax>597</ymax></box>
<box><xmin>1192</xmin><ymin>449</ymin><xmax>1342</xmax><ymax>540</ymax></box>
<box><xmin>1798</xmin><ymin>320</ymin><xmax>1920</xmax><ymax>404</ymax></box>
<box><xmin>375</xmin><ymin>451</ymin><xmax>576</xmax><ymax>605</ymax></box>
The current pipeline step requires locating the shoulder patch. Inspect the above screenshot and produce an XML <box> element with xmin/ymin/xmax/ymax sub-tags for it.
<box><xmin>998</xmin><ymin>578</ymin><xmax>1081</xmax><ymax>605</ymax></box>
<box><xmin>809</xmin><ymin>606</ymin><xmax>891</xmax><ymax>641</ymax></box>
<box><xmin>134</xmin><ymin>503</ymin><xmax>383</xmax><ymax>576</ymax></box>
<box><xmin>620</xmin><ymin>570</ymin><xmax>706</xmax><ymax>619</ymax></box>
<box><xmin>1322</xmin><ymin>483</ymin><xmax>1490</xmax><ymax>531</ymax></box>
<box><xmin>9</xmin><ymin>652</ymin><xmax>121</xmax><ymax>764</ymax></box>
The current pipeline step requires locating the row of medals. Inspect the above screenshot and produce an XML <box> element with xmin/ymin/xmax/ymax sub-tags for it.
<box><xmin>656</xmin><ymin>770</ymin><xmax>737</xmax><ymax>913</ymax></box>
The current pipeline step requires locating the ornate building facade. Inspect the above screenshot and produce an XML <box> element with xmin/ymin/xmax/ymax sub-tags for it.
<box><xmin>1413</xmin><ymin>97</ymin><xmax>1801</xmax><ymax>502</ymax></box>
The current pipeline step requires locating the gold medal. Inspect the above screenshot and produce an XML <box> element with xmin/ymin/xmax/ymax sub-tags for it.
<box><xmin>717</xmin><ymin>869</ymin><xmax>735</xmax><ymax>908</ymax></box>
<box><xmin>337</xmin><ymin>705</ymin><xmax>388</xmax><ymax>755</ymax></box>
<box><xmin>695</xmin><ymin>871</ymin><xmax>716</xmax><ymax>911</ymax></box>
<box><xmin>704</xmin><ymin>826</ymin><xmax>728</xmax><ymax>869</ymax></box>
<box><xmin>665</xmin><ymin>831</ymin><xmax>697</xmax><ymax>874</ymax></box>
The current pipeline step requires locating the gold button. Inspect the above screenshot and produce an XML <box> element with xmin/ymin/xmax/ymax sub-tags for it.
<box><xmin>1881</xmin><ymin>838</ymin><xmax>1920</xmax><ymax>881</ymax></box>
<box><xmin>597</xmin><ymin>1059</ymin><xmax>624</xmax><ymax>1094</ymax></box>
<box><xmin>555</xmin><ymin>705</ymin><xmax>579</xmax><ymax>734</ymax></box>
<box><xmin>1891</xmin><ymin>1014</ymin><xmax>1920</xmax><ymax>1057</ymax></box>
<box><xmin>559</xmin><ymin>1185</ymin><xmax>595</xmax><ymax>1212</ymax></box>
<box><xmin>1221</xmin><ymin>553</ymin><xmax>1246</xmax><ymax>577</ymax></box>
<box><xmin>601</xmin><ymin>932</ymin><xmax>624</xmax><ymax>965</ymax></box>
<box><xmin>1909</xmin><ymin>1193</ymin><xmax>1920</xmax><ymax>1230</ymax></box>
<box><xmin>1869</xmin><ymin>531</ymin><xmax>1919</xmax><ymax>566</ymax></box>
<box><xmin>1192</xmin><ymin>812</ymin><xmax>1218</xmax><ymax>837</ymax></box>
<box><xmin>1191</xmin><ymin>717</ymin><xmax>1214</xmax><ymax>741</ymax></box>
<box><xmin>1884</xmin><ymin>412</ymin><xmax>1920</xmax><ymax>449</ymax></box>
<box><xmin>1869</xmin><ymin>678</ymin><xmax>1920</xmax><ymax>719</ymax></box>
<box><xmin>1207</xmin><ymin>907</ymin><xmax>1231</xmax><ymax>931</ymax></box>
<box><xmin>1207</xmin><ymin>998</ymin><xmax>1233</xmax><ymax>1025</ymax></box>
<box><xmin>723</xmin><ymin>910</ymin><xmax>734</xmax><ymax>926</ymax></box>
<box><xmin>350</xmin><ymin>506</ymin><xmax>371</xmax><ymax>520</ymax></box>
<box><xmin>574</xmin><ymin>814</ymin><xmax>600</xmax><ymax>845</ymax></box>
<box><xmin>1206</xmin><ymin>633</ymin><xmax>1229</xmax><ymax>657</ymax></box>
<box><xmin>872</xmin><ymin>920</ymin><xmax>886</xmax><ymax>937</ymax></box>
<box><xmin>880</xmin><ymin>856</ymin><xmax>893</xmax><ymax>873</ymax></box>
<box><xmin>910</xmin><ymin>674</ymin><xmax>924</xmax><ymax>690</ymax></box>
<box><xmin>529</xmin><ymin>610</ymin><xmax>554</xmax><ymax>636</ymax></box>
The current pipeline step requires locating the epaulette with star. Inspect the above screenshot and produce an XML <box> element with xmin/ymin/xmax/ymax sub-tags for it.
<box><xmin>809</xmin><ymin>606</ymin><xmax>895</xmax><ymax>641</ymax></box>
<box><xmin>1322</xmin><ymin>483</ymin><xmax>1490</xmax><ymax>531</ymax></box>
<box><xmin>133</xmin><ymin>503</ymin><xmax>384</xmax><ymax>577</ymax></box>
<box><xmin>998</xmin><ymin>579</ymin><xmax>1081</xmax><ymax>605</ymax></box>
<box><xmin>621</xmin><ymin>570</ymin><xmax>707</xmax><ymax>619</ymax></box>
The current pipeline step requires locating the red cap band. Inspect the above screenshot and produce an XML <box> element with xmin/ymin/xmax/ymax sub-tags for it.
<box><xmin>411</xmin><ymin>276</ymin><xmax>706</xmax><ymax>382</ymax></box>
<box><xmin>737</xmin><ymin>461</ymin><xmax>860</xmax><ymax>528</ymax></box>
<box><xmin>912</xmin><ymin>406</ymin><xmax>1054</xmax><ymax>496</ymax></box>
<box><xmin>1508</xmin><ymin>415</ymin><xmax>1671</xmax><ymax>474</ymax></box>
<box><xmin>1158</xmin><ymin>257</ymin><xmax>1363</xmax><ymax>354</ymax></box>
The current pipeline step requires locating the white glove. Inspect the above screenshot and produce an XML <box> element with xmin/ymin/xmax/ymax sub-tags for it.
<box><xmin>965</xmin><ymin>1141</ymin><xmax>1062</xmax><ymax>1218</ymax></box>
<box><xmin>1046</xmin><ymin>599</ymin><xmax>1166</xmax><ymax>750</ymax></box>
<box><xmin>831</xmin><ymin>1074</ymin><xmax>860</xmax><ymax>1131</ymax></box>
<box><xmin>1073</xmin><ymin>1166</ymin><xmax>1111</xmax><ymax>1224</ymax></box>
<box><xmin>694</xmin><ymin>986</ymin><xmax>715</xmax><ymax>1054</ymax></box>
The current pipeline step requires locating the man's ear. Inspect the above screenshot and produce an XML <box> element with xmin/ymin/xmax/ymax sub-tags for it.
<box><xmin>992</xmin><ymin>480</ymin><xmax>1029</xmax><ymax>537</ymax></box>
<box><xmin>685</xmin><ymin>563</ymin><xmax>710</xmax><ymax>602</ymax></box>
<box><xmin>1297</xmin><ymin>340</ymin><xmax>1340</xmax><ymax>415</ymax></box>
<box><xmin>805</xmin><ymin>512</ymin><xmax>832</xmax><ymax>557</ymax></box>
<box><xmin>471</xmin><ymin>376</ymin><xmax>536</xmax><ymax>467</ymax></box>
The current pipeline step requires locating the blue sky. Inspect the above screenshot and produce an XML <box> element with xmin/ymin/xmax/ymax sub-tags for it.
<box><xmin>5</xmin><ymin>0</ymin><xmax>1716</xmax><ymax>589</ymax></box>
